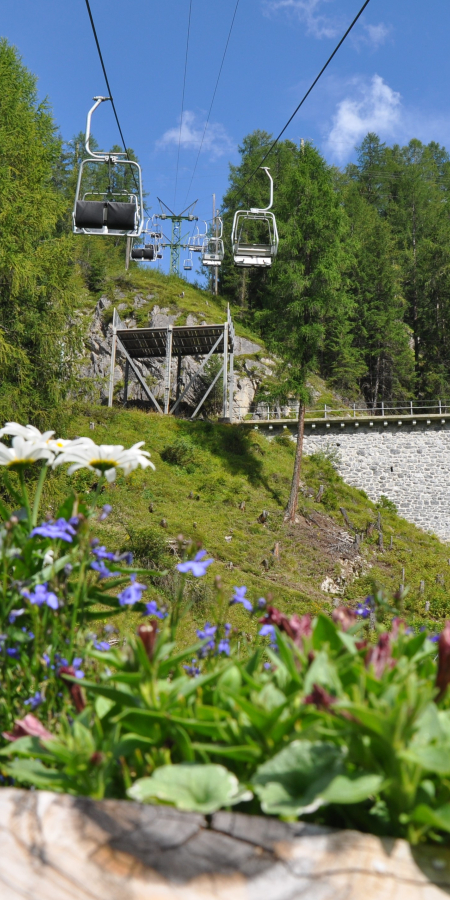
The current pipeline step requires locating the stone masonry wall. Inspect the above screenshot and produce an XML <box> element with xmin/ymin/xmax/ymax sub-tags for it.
<box><xmin>257</xmin><ymin>418</ymin><xmax>450</xmax><ymax>541</ymax></box>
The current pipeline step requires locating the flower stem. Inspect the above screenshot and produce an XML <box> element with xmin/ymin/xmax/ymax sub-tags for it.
<box><xmin>31</xmin><ymin>464</ymin><xmax>48</xmax><ymax>527</ymax></box>
<box><xmin>18</xmin><ymin>470</ymin><xmax>31</xmax><ymax>526</ymax></box>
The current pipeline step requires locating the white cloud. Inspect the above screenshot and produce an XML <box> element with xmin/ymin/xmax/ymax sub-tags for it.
<box><xmin>156</xmin><ymin>111</ymin><xmax>234</xmax><ymax>160</ymax></box>
<box><xmin>352</xmin><ymin>22</ymin><xmax>391</xmax><ymax>50</ymax></box>
<box><xmin>263</xmin><ymin>0</ymin><xmax>340</xmax><ymax>39</ymax></box>
<box><xmin>326</xmin><ymin>75</ymin><xmax>402</xmax><ymax>161</ymax></box>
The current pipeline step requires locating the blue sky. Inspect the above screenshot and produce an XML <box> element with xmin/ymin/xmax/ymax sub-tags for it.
<box><xmin>2</xmin><ymin>0</ymin><xmax>450</xmax><ymax>278</ymax></box>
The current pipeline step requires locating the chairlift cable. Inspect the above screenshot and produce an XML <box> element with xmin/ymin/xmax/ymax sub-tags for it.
<box><xmin>84</xmin><ymin>0</ymin><xmax>142</xmax><ymax>201</ymax></box>
<box><xmin>183</xmin><ymin>0</ymin><xmax>241</xmax><ymax>204</ymax></box>
<box><xmin>233</xmin><ymin>0</ymin><xmax>372</xmax><ymax>203</ymax></box>
<box><xmin>174</xmin><ymin>0</ymin><xmax>193</xmax><ymax>208</ymax></box>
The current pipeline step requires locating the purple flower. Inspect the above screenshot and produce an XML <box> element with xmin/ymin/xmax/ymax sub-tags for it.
<box><xmin>93</xmin><ymin>641</ymin><xmax>110</xmax><ymax>651</ymax></box>
<box><xmin>72</xmin><ymin>657</ymin><xmax>84</xmax><ymax>678</ymax></box>
<box><xmin>177</xmin><ymin>550</ymin><xmax>214</xmax><ymax>577</ymax></box>
<box><xmin>99</xmin><ymin>504</ymin><xmax>112</xmax><ymax>521</ymax></box>
<box><xmin>429</xmin><ymin>634</ymin><xmax>440</xmax><ymax>643</ymax></box>
<box><xmin>184</xmin><ymin>660</ymin><xmax>201</xmax><ymax>677</ymax></box>
<box><xmin>230</xmin><ymin>586</ymin><xmax>253</xmax><ymax>612</ymax></box>
<box><xmin>91</xmin><ymin>559</ymin><xmax>113</xmax><ymax>579</ymax></box>
<box><xmin>8</xmin><ymin>608</ymin><xmax>25</xmax><ymax>623</ymax></box>
<box><xmin>224</xmin><ymin>623</ymin><xmax>232</xmax><ymax>637</ymax></box>
<box><xmin>31</xmin><ymin>518</ymin><xmax>77</xmax><ymax>543</ymax></box>
<box><xmin>92</xmin><ymin>545</ymin><xmax>115</xmax><ymax>561</ymax></box>
<box><xmin>24</xmin><ymin>691</ymin><xmax>44</xmax><ymax>710</ymax></box>
<box><xmin>356</xmin><ymin>595</ymin><xmax>375</xmax><ymax>619</ymax></box>
<box><xmin>21</xmin><ymin>628</ymin><xmax>34</xmax><ymax>639</ymax></box>
<box><xmin>43</xmin><ymin>653</ymin><xmax>51</xmax><ymax>667</ymax></box>
<box><xmin>145</xmin><ymin>600</ymin><xmax>167</xmax><ymax>620</ymax></box>
<box><xmin>259</xmin><ymin>624</ymin><xmax>278</xmax><ymax>649</ymax></box>
<box><xmin>118</xmin><ymin>574</ymin><xmax>147</xmax><ymax>607</ymax></box>
<box><xmin>217</xmin><ymin>639</ymin><xmax>230</xmax><ymax>656</ymax></box>
<box><xmin>6</xmin><ymin>648</ymin><xmax>19</xmax><ymax>659</ymax></box>
<box><xmin>64</xmin><ymin>563</ymin><xmax>73</xmax><ymax>576</ymax></box>
<box><xmin>196</xmin><ymin>622</ymin><xmax>217</xmax><ymax>657</ymax></box>
<box><xmin>55</xmin><ymin>653</ymin><xmax>68</xmax><ymax>667</ymax></box>
<box><xmin>258</xmin><ymin>598</ymin><xmax>266</xmax><ymax>609</ymax></box>
<box><xmin>22</xmin><ymin>583</ymin><xmax>59</xmax><ymax>610</ymax></box>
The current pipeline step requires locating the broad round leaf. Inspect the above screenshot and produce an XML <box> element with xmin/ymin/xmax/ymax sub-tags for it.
<box><xmin>127</xmin><ymin>763</ymin><xmax>252</xmax><ymax>814</ymax></box>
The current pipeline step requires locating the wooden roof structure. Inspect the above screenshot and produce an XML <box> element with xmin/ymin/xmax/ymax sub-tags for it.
<box><xmin>108</xmin><ymin>307</ymin><xmax>235</xmax><ymax>420</ymax></box>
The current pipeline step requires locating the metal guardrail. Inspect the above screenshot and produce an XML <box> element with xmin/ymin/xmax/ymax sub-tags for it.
<box><xmin>231</xmin><ymin>400</ymin><xmax>450</xmax><ymax>422</ymax></box>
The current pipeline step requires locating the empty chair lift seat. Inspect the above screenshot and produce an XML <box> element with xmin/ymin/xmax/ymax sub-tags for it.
<box><xmin>75</xmin><ymin>200</ymin><xmax>136</xmax><ymax>233</ymax></box>
<box><xmin>234</xmin><ymin>242</ymin><xmax>273</xmax><ymax>267</ymax></box>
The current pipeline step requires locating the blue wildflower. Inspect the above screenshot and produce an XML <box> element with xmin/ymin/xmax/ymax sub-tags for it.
<box><xmin>184</xmin><ymin>659</ymin><xmax>201</xmax><ymax>677</ymax></box>
<box><xmin>92</xmin><ymin>545</ymin><xmax>115</xmax><ymax>561</ymax></box>
<box><xmin>24</xmin><ymin>691</ymin><xmax>43</xmax><ymax>710</ymax></box>
<box><xmin>224</xmin><ymin>623</ymin><xmax>232</xmax><ymax>637</ymax></box>
<box><xmin>118</xmin><ymin>574</ymin><xmax>147</xmax><ymax>607</ymax></box>
<box><xmin>6</xmin><ymin>648</ymin><xmax>19</xmax><ymax>659</ymax></box>
<box><xmin>217</xmin><ymin>639</ymin><xmax>230</xmax><ymax>656</ymax></box>
<box><xmin>99</xmin><ymin>504</ymin><xmax>112</xmax><ymax>521</ymax></box>
<box><xmin>91</xmin><ymin>559</ymin><xmax>113</xmax><ymax>579</ymax></box>
<box><xmin>22</xmin><ymin>583</ymin><xmax>58</xmax><ymax>610</ymax></box>
<box><xmin>177</xmin><ymin>550</ymin><xmax>214</xmax><ymax>577</ymax></box>
<box><xmin>31</xmin><ymin>518</ymin><xmax>77</xmax><ymax>543</ymax></box>
<box><xmin>196</xmin><ymin>622</ymin><xmax>217</xmax><ymax>657</ymax></box>
<box><xmin>93</xmin><ymin>641</ymin><xmax>110</xmax><ymax>651</ymax></box>
<box><xmin>8</xmin><ymin>608</ymin><xmax>25</xmax><ymax>623</ymax></box>
<box><xmin>72</xmin><ymin>657</ymin><xmax>84</xmax><ymax>678</ymax></box>
<box><xmin>257</xmin><ymin>598</ymin><xmax>266</xmax><ymax>609</ymax></box>
<box><xmin>230</xmin><ymin>586</ymin><xmax>253</xmax><ymax>612</ymax></box>
<box><xmin>259</xmin><ymin>624</ymin><xmax>278</xmax><ymax>649</ymax></box>
<box><xmin>145</xmin><ymin>600</ymin><xmax>167</xmax><ymax>620</ymax></box>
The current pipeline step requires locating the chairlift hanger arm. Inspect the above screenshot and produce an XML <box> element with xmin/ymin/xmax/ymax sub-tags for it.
<box><xmin>250</xmin><ymin>167</ymin><xmax>273</xmax><ymax>214</ymax></box>
<box><xmin>85</xmin><ymin>96</ymin><xmax>127</xmax><ymax>161</ymax></box>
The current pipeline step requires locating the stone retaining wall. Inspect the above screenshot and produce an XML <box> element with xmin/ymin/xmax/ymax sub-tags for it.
<box><xmin>249</xmin><ymin>416</ymin><xmax>450</xmax><ymax>541</ymax></box>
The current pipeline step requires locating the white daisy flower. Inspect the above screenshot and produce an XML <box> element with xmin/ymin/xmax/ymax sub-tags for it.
<box><xmin>52</xmin><ymin>441</ymin><xmax>155</xmax><ymax>483</ymax></box>
<box><xmin>0</xmin><ymin>422</ymin><xmax>55</xmax><ymax>442</ymax></box>
<box><xmin>0</xmin><ymin>436</ymin><xmax>54</xmax><ymax>469</ymax></box>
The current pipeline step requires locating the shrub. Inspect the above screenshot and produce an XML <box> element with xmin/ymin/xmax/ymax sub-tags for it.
<box><xmin>126</xmin><ymin>525</ymin><xmax>169</xmax><ymax>569</ymax></box>
<box><xmin>160</xmin><ymin>437</ymin><xmax>197</xmax><ymax>471</ymax></box>
<box><xmin>377</xmin><ymin>494</ymin><xmax>398</xmax><ymax>514</ymax></box>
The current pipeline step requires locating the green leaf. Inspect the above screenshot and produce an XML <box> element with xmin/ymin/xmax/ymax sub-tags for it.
<box><xmin>191</xmin><ymin>742</ymin><xmax>262</xmax><ymax>762</ymax></box>
<box><xmin>4</xmin><ymin>758</ymin><xmax>68</xmax><ymax>791</ymax></box>
<box><xmin>411</xmin><ymin>803</ymin><xmax>450</xmax><ymax>833</ymax></box>
<box><xmin>313</xmin><ymin>614</ymin><xmax>342</xmax><ymax>653</ymax></box>
<box><xmin>400</xmin><ymin>745</ymin><xmax>450</xmax><ymax>775</ymax></box>
<box><xmin>320</xmin><ymin>773</ymin><xmax>384</xmax><ymax>805</ymax></box>
<box><xmin>0</xmin><ymin>736</ymin><xmax>49</xmax><ymax>757</ymax></box>
<box><xmin>303</xmin><ymin>651</ymin><xmax>341</xmax><ymax>696</ymax></box>
<box><xmin>253</xmin><ymin>739</ymin><xmax>345</xmax><ymax>815</ymax></box>
<box><xmin>95</xmin><ymin>696</ymin><xmax>115</xmax><ymax>719</ymax></box>
<box><xmin>127</xmin><ymin>763</ymin><xmax>252</xmax><ymax>814</ymax></box>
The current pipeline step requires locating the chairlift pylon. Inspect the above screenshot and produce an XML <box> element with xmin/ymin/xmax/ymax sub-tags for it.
<box><xmin>230</xmin><ymin>167</ymin><xmax>278</xmax><ymax>267</ymax></box>
<box><xmin>202</xmin><ymin>216</ymin><xmax>225</xmax><ymax>267</ymax></box>
<box><xmin>73</xmin><ymin>96</ymin><xmax>144</xmax><ymax>238</ymax></box>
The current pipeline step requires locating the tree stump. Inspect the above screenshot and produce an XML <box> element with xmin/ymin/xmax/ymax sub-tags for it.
<box><xmin>1</xmin><ymin>788</ymin><xmax>450</xmax><ymax>899</ymax></box>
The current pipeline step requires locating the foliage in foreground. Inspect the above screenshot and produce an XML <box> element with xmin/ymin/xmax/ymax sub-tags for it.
<box><xmin>2</xmin><ymin>421</ymin><xmax>450</xmax><ymax>846</ymax></box>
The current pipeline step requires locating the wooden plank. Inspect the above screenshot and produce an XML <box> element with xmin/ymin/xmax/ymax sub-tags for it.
<box><xmin>1</xmin><ymin>789</ymin><xmax>450</xmax><ymax>899</ymax></box>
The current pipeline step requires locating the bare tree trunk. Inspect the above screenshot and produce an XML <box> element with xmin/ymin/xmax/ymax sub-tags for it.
<box><xmin>284</xmin><ymin>403</ymin><xmax>305</xmax><ymax>523</ymax></box>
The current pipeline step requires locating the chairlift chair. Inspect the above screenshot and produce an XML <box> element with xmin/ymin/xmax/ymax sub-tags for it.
<box><xmin>183</xmin><ymin>252</ymin><xmax>193</xmax><ymax>271</ymax></box>
<box><xmin>202</xmin><ymin>216</ymin><xmax>224</xmax><ymax>267</ymax></box>
<box><xmin>131</xmin><ymin>242</ymin><xmax>156</xmax><ymax>262</ymax></box>
<box><xmin>189</xmin><ymin>221</ymin><xmax>208</xmax><ymax>253</ymax></box>
<box><xmin>73</xmin><ymin>97</ymin><xmax>144</xmax><ymax>238</ymax></box>
<box><xmin>231</xmin><ymin>167</ymin><xmax>278</xmax><ymax>267</ymax></box>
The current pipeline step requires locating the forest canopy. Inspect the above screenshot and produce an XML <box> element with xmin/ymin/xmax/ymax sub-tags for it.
<box><xmin>221</xmin><ymin>132</ymin><xmax>450</xmax><ymax>406</ymax></box>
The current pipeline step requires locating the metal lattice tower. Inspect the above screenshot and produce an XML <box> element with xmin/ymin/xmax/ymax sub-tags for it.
<box><xmin>156</xmin><ymin>198</ymin><xmax>198</xmax><ymax>275</ymax></box>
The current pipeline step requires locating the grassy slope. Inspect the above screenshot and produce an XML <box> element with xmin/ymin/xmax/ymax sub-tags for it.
<box><xmin>43</xmin><ymin>267</ymin><xmax>449</xmax><ymax>640</ymax></box>
<box><xmin>44</xmin><ymin>406</ymin><xmax>450</xmax><ymax>644</ymax></box>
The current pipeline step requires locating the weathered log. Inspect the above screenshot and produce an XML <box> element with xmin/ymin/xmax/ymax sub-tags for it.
<box><xmin>257</xmin><ymin>510</ymin><xmax>268</xmax><ymax>524</ymax></box>
<box><xmin>1</xmin><ymin>789</ymin><xmax>450</xmax><ymax>899</ymax></box>
<box><xmin>339</xmin><ymin>507</ymin><xmax>352</xmax><ymax>530</ymax></box>
<box><xmin>315</xmin><ymin>484</ymin><xmax>325</xmax><ymax>502</ymax></box>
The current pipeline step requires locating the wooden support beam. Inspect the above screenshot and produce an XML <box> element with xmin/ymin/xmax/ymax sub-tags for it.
<box><xmin>170</xmin><ymin>331</ymin><xmax>224</xmax><ymax>416</ymax></box>
<box><xmin>191</xmin><ymin>365</ymin><xmax>224</xmax><ymax>419</ymax></box>
<box><xmin>123</xmin><ymin>358</ymin><xmax>129</xmax><ymax>406</ymax></box>
<box><xmin>164</xmin><ymin>325</ymin><xmax>173</xmax><ymax>414</ymax></box>
<box><xmin>115</xmin><ymin>335</ymin><xmax>163</xmax><ymax>413</ymax></box>
<box><xmin>108</xmin><ymin>309</ymin><xmax>118</xmax><ymax>408</ymax></box>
